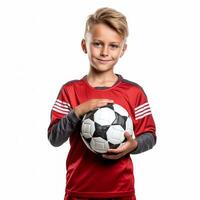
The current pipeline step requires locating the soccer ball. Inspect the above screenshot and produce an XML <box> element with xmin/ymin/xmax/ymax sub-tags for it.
<box><xmin>81</xmin><ymin>103</ymin><xmax>134</xmax><ymax>154</ymax></box>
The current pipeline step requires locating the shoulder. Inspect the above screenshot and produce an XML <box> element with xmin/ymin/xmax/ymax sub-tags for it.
<box><xmin>120</xmin><ymin>75</ymin><xmax>144</xmax><ymax>91</ymax></box>
<box><xmin>61</xmin><ymin>78</ymin><xmax>83</xmax><ymax>89</ymax></box>
<box><xmin>121</xmin><ymin>78</ymin><xmax>143</xmax><ymax>89</ymax></box>
<box><xmin>63</xmin><ymin>79</ymin><xmax>80</xmax><ymax>86</ymax></box>
<box><xmin>118</xmin><ymin>75</ymin><xmax>148</xmax><ymax>98</ymax></box>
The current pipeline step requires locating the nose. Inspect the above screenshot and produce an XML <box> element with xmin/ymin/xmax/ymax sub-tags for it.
<box><xmin>100</xmin><ymin>46</ymin><xmax>109</xmax><ymax>57</ymax></box>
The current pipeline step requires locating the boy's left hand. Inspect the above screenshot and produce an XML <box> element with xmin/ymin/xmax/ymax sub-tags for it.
<box><xmin>102</xmin><ymin>132</ymin><xmax>138</xmax><ymax>160</ymax></box>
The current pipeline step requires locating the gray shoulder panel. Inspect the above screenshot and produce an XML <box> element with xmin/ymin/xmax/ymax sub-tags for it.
<box><xmin>122</xmin><ymin>78</ymin><xmax>143</xmax><ymax>90</ymax></box>
<box><xmin>63</xmin><ymin>79</ymin><xmax>80</xmax><ymax>87</ymax></box>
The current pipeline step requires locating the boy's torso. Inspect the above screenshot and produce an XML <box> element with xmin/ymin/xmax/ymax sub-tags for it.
<box><xmin>63</xmin><ymin>75</ymin><xmax>143</xmax><ymax>198</ymax></box>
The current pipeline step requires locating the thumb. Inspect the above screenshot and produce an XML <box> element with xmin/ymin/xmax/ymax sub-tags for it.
<box><xmin>124</xmin><ymin>131</ymin><xmax>132</xmax><ymax>140</ymax></box>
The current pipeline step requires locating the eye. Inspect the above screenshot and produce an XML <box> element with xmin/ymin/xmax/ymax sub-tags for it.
<box><xmin>92</xmin><ymin>42</ymin><xmax>102</xmax><ymax>48</ymax></box>
<box><xmin>110</xmin><ymin>44</ymin><xmax>120</xmax><ymax>49</ymax></box>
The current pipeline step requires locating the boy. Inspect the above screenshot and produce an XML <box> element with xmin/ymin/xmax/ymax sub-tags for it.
<box><xmin>48</xmin><ymin>7</ymin><xmax>156</xmax><ymax>200</ymax></box>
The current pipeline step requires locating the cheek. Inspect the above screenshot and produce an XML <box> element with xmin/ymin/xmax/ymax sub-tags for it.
<box><xmin>88</xmin><ymin>46</ymin><xmax>99</xmax><ymax>56</ymax></box>
<box><xmin>112</xmin><ymin>51</ymin><xmax>123</xmax><ymax>59</ymax></box>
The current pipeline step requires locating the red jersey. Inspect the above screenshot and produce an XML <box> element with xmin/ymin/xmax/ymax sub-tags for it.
<box><xmin>49</xmin><ymin>75</ymin><xmax>156</xmax><ymax>199</ymax></box>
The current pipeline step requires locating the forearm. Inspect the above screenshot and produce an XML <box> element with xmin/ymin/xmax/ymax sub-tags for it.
<box><xmin>131</xmin><ymin>132</ymin><xmax>156</xmax><ymax>154</ymax></box>
<box><xmin>48</xmin><ymin>110</ymin><xmax>81</xmax><ymax>147</ymax></box>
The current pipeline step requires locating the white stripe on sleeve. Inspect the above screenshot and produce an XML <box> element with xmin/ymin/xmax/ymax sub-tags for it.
<box><xmin>134</xmin><ymin>102</ymin><xmax>152</xmax><ymax>120</ymax></box>
<box><xmin>52</xmin><ymin>99</ymin><xmax>71</xmax><ymax>115</ymax></box>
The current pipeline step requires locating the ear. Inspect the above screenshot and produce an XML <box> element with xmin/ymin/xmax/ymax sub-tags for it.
<box><xmin>120</xmin><ymin>43</ymin><xmax>127</xmax><ymax>57</ymax></box>
<box><xmin>81</xmin><ymin>39</ymin><xmax>87</xmax><ymax>54</ymax></box>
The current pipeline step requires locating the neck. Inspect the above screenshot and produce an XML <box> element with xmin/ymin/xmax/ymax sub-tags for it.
<box><xmin>87</xmin><ymin>69</ymin><xmax>118</xmax><ymax>87</ymax></box>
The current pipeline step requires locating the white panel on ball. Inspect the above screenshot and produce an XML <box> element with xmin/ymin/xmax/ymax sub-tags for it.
<box><xmin>113</xmin><ymin>104</ymin><xmax>129</xmax><ymax>117</ymax></box>
<box><xmin>90</xmin><ymin>137</ymin><xmax>109</xmax><ymax>153</ymax></box>
<box><xmin>81</xmin><ymin>118</ymin><xmax>95</xmax><ymax>138</ymax></box>
<box><xmin>94</xmin><ymin>107</ymin><xmax>115</xmax><ymax>126</ymax></box>
<box><xmin>106</xmin><ymin>125</ymin><xmax>125</xmax><ymax>144</ymax></box>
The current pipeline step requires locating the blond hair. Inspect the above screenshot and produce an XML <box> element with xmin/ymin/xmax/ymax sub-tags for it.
<box><xmin>84</xmin><ymin>7</ymin><xmax>129</xmax><ymax>40</ymax></box>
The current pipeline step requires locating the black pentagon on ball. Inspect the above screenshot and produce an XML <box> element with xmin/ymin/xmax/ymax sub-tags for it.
<box><xmin>93</xmin><ymin>122</ymin><xmax>110</xmax><ymax>140</ymax></box>
<box><xmin>84</xmin><ymin>137</ymin><xmax>92</xmax><ymax>144</ymax></box>
<box><xmin>112</xmin><ymin>112</ymin><xmax>128</xmax><ymax>129</ymax></box>
<box><xmin>108</xmin><ymin>142</ymin><xmax>121</xmax><ymax>149</ymax></box>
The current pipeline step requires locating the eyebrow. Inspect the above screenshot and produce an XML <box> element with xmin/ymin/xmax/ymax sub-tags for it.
<box><xmin>93</xmin><ymin>39</ymin><xmax>121</xmax><ymax>44</ymax></box>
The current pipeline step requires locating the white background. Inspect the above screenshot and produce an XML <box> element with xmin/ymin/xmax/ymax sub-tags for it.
<box><xmin>0</xmin><ymin>0</ymin><xmax>200</xmax><ymax>199</ymax></box>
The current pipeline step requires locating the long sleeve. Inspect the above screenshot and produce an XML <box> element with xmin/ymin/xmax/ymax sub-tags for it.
<box><xmin>129</xmin><ymin>86</ymin><xmax>156</xmax><ymax>154</ymax></box>
<box><xmin>131</xmin><ymin>132</ymin><xmax>156</xmax><ymax>154</ymax></box>
<box><xmin>47</xmin><ymin>84</ymin><xmax>82</xmax><ymax>147</ymax></box>
<box><xmin>48</xmin><ymin>110</ymin><xmax>81</xmax><ymax>147</ymax></box>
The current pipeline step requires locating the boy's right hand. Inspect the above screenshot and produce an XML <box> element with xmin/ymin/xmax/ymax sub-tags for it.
<box><xmin>74</xmin><ymin>99</ymin><xmax>114</xmax><ymax>119</ymax></box>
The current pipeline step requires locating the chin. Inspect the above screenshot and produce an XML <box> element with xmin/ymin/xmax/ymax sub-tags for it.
<box><xmin>92</xmin><ymin>65</ymin><xmax>114</xmax><ymax>73</ymax></box>
<box><xmin>91</xmin><ymin>62</ymin><xmax>114</xmax><ymax>72</ymax></box>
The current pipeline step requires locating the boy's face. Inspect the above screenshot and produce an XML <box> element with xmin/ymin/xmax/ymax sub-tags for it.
<box><xmin>82</xmin><ymin>23</ymin><xmax>127</xmax><ymax>73</ymax></box>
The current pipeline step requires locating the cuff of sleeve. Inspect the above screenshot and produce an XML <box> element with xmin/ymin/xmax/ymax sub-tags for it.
<box><xmin>131</xmin><ymin>138</ymin><xmax>140</xmax><ymax>154</ymax></box>
<box><xmin>130</xmin><ymin>132</ymin><xmax>156</xmax><ymax>154</ymax></box>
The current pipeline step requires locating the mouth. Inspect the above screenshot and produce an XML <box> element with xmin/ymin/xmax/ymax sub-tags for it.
<box><xmin>96</xmin><ymin>58</ymin><xmax>112</xmax><ymax>64</ymax></box>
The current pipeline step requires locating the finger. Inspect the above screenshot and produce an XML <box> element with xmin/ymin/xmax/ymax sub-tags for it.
<box><xmin>102</xmin><ymin>154</ymin><xmax>120</xmax><ymax>160</ymax></box>
<box><xmin>104</xmin><ymin>98</ymin><xmax>114</xmax><ymax>102</ymax></box>
<box><xmin>102</xmin><ymin>152</ymin><xmax>125</xmax><ymax>160</ymax></box>
<box><xmin>96</xmin><ymin>102</ymin><xmax>109</xmax><ymax>108</ymax></box>
<box><xmin>107</xmin><ymin>148</ymin><xmax>121</xmax><ymax>154</ymax></box>
<box><xmin>95</xmin><ymin>99</ymin><xmax>114</xmax><ymax>109</ymax></box>
<box><xmin>97</xmin><ymin>100</ymin><xmax>114</xmax><ymax>107</ymax></box>
<box><xmin>124</xmin><ymin>131</ymin><xmax>132</xmax><ymax>140</ymax></box>
<box><xmin>107</xmin><ymin>144</ymin><xmax>126</xmax><ymax>154</ymax></box>
<box><xmin>101</xmin><ymin>99</ymin><xmax>114</xmax><ymax>103</ymax></box>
